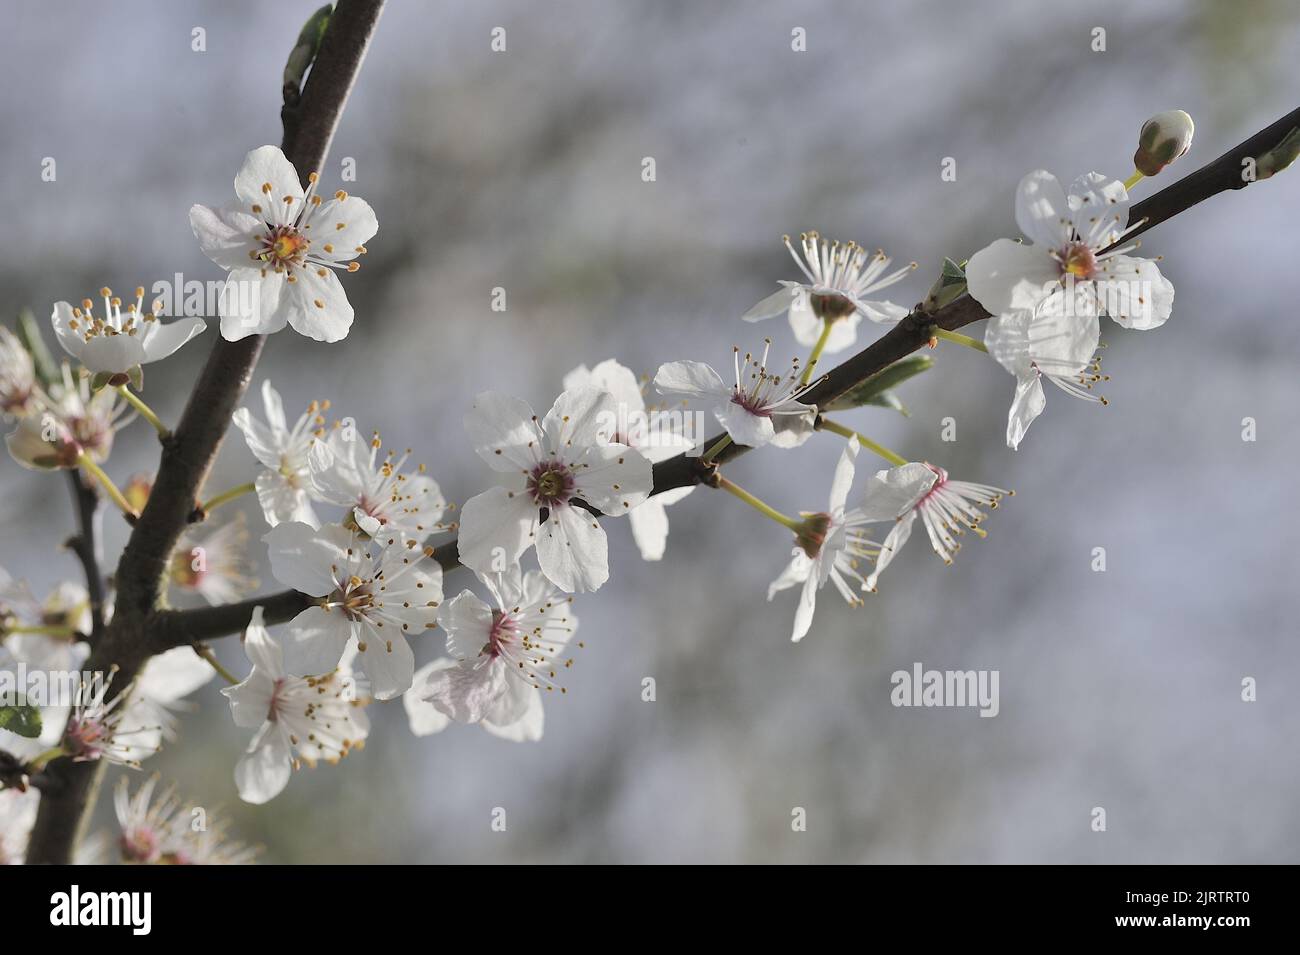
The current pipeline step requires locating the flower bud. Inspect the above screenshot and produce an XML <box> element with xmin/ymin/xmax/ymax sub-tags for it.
<box><xmin>124</xmin><ymin>473</ymin><xmax>154</xmax><ymax>513</ymax></box>
<box><xmin>5</xmin><ymin>411</ymin><xmax>80</xmax><ymax>470</ymax></box>
<box><xmin>1133</xmin><ymin>109</ymin><xmax>1194</xmax><ymax>177</ymax></box>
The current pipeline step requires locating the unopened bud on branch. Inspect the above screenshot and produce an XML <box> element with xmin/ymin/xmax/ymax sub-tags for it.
<box><xmin>1133</xmin><ymin>109</ymin><xmax>1194</xmax><ymax>177</ymax></box>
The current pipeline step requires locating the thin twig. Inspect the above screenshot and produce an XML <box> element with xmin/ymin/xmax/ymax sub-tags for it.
<box><xmin>24</xmin><ymin>0</ymin><xmax>388</xmax><ymax>866</ymax></box>
<box><xmin>150</xmin><ymin>102</ymin><xmax>1300</xmax><ymax>647</ymax></box>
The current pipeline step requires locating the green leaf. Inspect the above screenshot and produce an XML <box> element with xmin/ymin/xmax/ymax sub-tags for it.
<box><xmin>1258</xmin><ymin>126</ymin><xmax>1300</xmax><ymax>181</ymax></box>
<box><xmin>824</xmin><ymin>354</ymin><xmax>935</xmax><ymax>411</ymax></box>
<box><xmin>921</xmin><ymin>257</ymin><xmax>967</xmax><ymax>312</ymax></box>
<box><xmin>864</xmin><ymin>390</ymin><xmax>909</xmax><ymax>417</ymax></box>
<box><xmin>15</xmin><ymin>308</ymin><xmax>60</xmax><ymax>390</ymax></box>
<box><xmin>284</xmin><ymin>4</ymin><xmax>334</xmax><ymax>99</ymax></box>
<box><xmin>0</xmin><ymin>703</ymin><xmax>43</xmax><ymax>739</ymax></box>
<box><xmin>89</xmin><ymin>370</ymin><xmax>115</xmax><ymax>392</ymax></box>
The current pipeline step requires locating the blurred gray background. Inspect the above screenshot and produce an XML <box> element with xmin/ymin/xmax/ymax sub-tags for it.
<box><xmin>2</xmin><ymin>0</ymin><xmax>1298</xmax><ymax>863</ymax></box>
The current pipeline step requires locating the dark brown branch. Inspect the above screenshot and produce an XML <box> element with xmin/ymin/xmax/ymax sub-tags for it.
<box><xmin>151</xmin><ymin>103</ymin><xmax>1300</xmax><ymax>649</ymax></box>
<box><xmin>63</xmin><ymin>471</ymin><xmax>106</xmax><ymax>640</ymax></box>
<box><xmin>25</xmin><ymin>0</ymin><xmax>387</xmax><ymax>866</ymax></box>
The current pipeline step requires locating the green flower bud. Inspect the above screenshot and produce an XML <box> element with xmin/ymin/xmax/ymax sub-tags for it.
<box><xmin>1133</xmin><ymin>109</ymin><xmax>1194</xmax><ymax>177</ymax></box>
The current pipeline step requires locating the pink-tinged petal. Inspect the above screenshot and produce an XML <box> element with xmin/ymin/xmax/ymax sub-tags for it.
<box><xmin>403</xmin><ymin>659</ymin><xmax>455</xmax><ymax>736</ymax></box>
<box><xmin>1068</xmin><ymin>172</ymin><xmax>1129</xmax><ymax>248</ymax></box>
<box><xmin>482</xmin><ymin>685</ymin><xmax>544</xmax><ymax>742</ymax></box>
<box><xmin>742</xmin><ymin>283</ymin><xmax>798</xmax><ymax>322</ymax></box>
<box><xmin>78</xmin><ymin>334</ymin><xmax>147</xmax><ymax>374</ymax></box>
<box><xmin>50</xmin><ymin>302</ymin><xmax>84</xmax><ymax>361</ymax></box>
<box><xmin>571</xmin><ymin>441</ymin><xmax>652</xmax><ymax>514</ymax></box>
<box><xmin>542</xmin><ymin>385</ymin><xmax>618</xmax><ymax>451</ymax></box>
<box><xmin>219</xmin><ymin>268</ymin><xmax>287</xmax><ymax>340</ymax></box>
<box><xmin>284</xmin><ymin>266</ymin><xmax>353</xmax><ymax>343</ymax></box>
<box><xmin>281</xmin><ymin>604</ymin><xmax>352</xmax><ymax>675</ymax></box>
<box><xmin>233</xmin><ymin>145</ymin><xmax>303</xmax><ymax>219</ymax></box>
<box><xmin>481</xmin><ymin>674</ymin><xmax>537</xmax><ymax>731</ymax></box>
<box><xmin>859</xmin><ymin>463</ymin><xmax>936</xmax><ymax>522</ymax></box>
<box><xmin>465</xmin><ymin>391</ymin><xmax>544</xmax><ymax>472</ymax></box>
<box><xmin>188</xmin><ymin>203</ymin><xmax>260</xmax><ymax>271</ymax></box>
<box><xmin>865</xmin><ymin>513</ymin><xmax>916</xmax><ymax>591</ymax></box>
<box><xmin>457</xmin><ymin>486</ymin><xmax>537</xmax><ymax>576</ymax></box>
<box><xmin>441</xmin><ymin>590</ymin><xmax>494</xmax><ymax>660</ymax></box>
<box><xmin>1006</xmin><ymin>373</ymin><xmax>1046</xmax><ymax>451</ymax></box>
<box><xmin>628</xmin><ymin>498</ymin><xmax>670</xmax><ymax>560</ymax></box>
<box><xmin>966</xmin><ymin>238</ymin><xmax>1060</xmax><ymax>317</ymax></box>
<box><xmin>1095</xmin><ymin>254</ymin><xmax>1173</xmax><ymax>330</ymax></box>
<box><xmin>306</xmin><ymin>195</ymin><xmax>378</xmax><ymax>261</ymax></box>
<box><xmin>1014</xmin><ymin>169</ymin><xmax>1072</xmax><ymax>249</ymax></box>
<box><xmin>425</xmin><ymin>657</ymin><xmax>510</xmax><ymax>723</ymax></box>
<box><xmin>263</xmin><ymin>521</ymin><xmax>351</xmax><ymax>596</ymax></box>
<box><xmin>234</xmin><ymin>722</ymin><xmax>293</xmax><ymax>804</ymax></box>
<box><xmin>653</xmin><ymin>360</ymin><xmax>727</xmax><ymax>400</ymax></box>
<box><xmin>715</xmin><ymin>400</ymin><xmax>775</xmax><ymax>448</ymax></box>
<box><xmin>140</xmin><ymin>316</ymin><xmax>206</xmax><ymax>364</ymax></box>
<box><xmin>536</xmin><ymin>504</ymin><xmax>609</xmax><ymax>593</ymax></box>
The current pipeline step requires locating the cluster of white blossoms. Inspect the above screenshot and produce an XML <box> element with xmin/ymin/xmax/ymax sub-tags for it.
<box><xmin>0</xmin><ymin>109</ymin><xmax>1197</xmax><ymax>857</ymax></box>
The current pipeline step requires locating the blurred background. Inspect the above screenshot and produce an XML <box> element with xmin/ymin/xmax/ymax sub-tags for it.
<box><xmin>2</xmin><ymin>0</ymin><xmax>1298</xmax><ymax>863</ymax></box>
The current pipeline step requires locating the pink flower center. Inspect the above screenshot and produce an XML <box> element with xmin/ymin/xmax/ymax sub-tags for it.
<box><xmin>730</xmin><ymin>389</ymin><xmax>771</xmax><ymax>417</ymax></box>
<box><xmin>528</xmin><ymin>463</ymin><xmax>575</xmax><ymax>506</ymax></box>
<box><xmin>485</xmin><ymin>611</ymin><xmax>518</xmax><ymax>657</ymax></box>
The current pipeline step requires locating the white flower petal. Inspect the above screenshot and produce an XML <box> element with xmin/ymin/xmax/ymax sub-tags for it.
<box><xmin>140</xmin><ymin>316</ymin><xmax>206</xmax><ymax>364</ymax></box>
<box><xmin>465</xmin><ymin>391</ymin><xmax>544</xmax><ymax>473</ymax></box>
<box><xmin>284</xmin><ymin>266</ymin><xmax>353</xmax><ymax>343</ymax></box>
<box><xmin>457</xmin><ymin>486</ymin><xmax>537</xmax><ymax>576</ymax></box>
<box><xmin>233</xmin><ymin>145</ymin><xmax>303</xmax><ymax>217</ymax></box>
<box><xmin>536</xmin><ymin>504</ymin><xmax>609</xmax><ymax>593</ymax></box>
<box><xmin>235</xmin><ymin>722</ymin><xmax>293</xmax><ymax>804</ymax></box>
<box><xmin>965</xmin><ymin>238</ymin><xmax>1060</xmax><ymax>318</ymax></box>
<box><xmin>714</xmin><ymin>401</ymin><xmax>775</xmax><ymax>448</ymax></box>
<box><xmin>1006</xmin><ymin>373</ymin><xmax>1046</xmax><ymax>450</ymax></box>
<box><xmin>653</xmin><ymin>360</ymin><xmax>727</xmax><ymax>400</ymax></box>
<box><xmin>263</xmin><ymin>521</ymin><xmax>350</xmax><ymax>596</ymax></box>
<box><xmin>628</xmin><ymin>498</ymin><xmax>670</xmax><ymax>561</ymax></box>
<box><xmin>1014</xmin><ymin>169</ymin><xmax>1071</xmax><ymax>249</ymax></box>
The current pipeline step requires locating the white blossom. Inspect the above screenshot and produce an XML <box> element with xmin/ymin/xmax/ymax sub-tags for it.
<box><xmin>406</xmin><ymin>566</ymin><xmax>578</xmax><ymax>742</ymax></box>
<box><xmin>966</xmin><ymin>169</ymin><xmax>1174</xmax><ymax>332</ymax></box>
<box><xmin>858</xmin><ymin>463</ymin><xmax>1009</xmax><ymax>589</ymax></box>
<box><xmin>231</xmin><ymin>380</ymin><xmax>324</xmax><ymax>527</ymax></box>
<box><xmin>654</xmin><ymin>340</ymin><xmax>816</xmax><ymax>450</ymax></box>
<box><xmin>459</xmin><ymin>386</ymin><xmax>652</xmax><ymax>593</ymax></box>
<box><xmin>264</xmin><ymin>521</ymin><xmax>442</xmax><ymax>698</ymax></box>
<box><xmin>562</xmin><ymin>359</ymin><xmax>694</xmax><ymax>560</ymax></box>
<box><xmin>221</xmin><ymin>607</ymin><xmax>370</xmax><ymax>804</ymax></box>
<box><xmin>308</xmin><ymin>426</ymin><xmax>448</xmax><ymax>538</ymax></box>
<box><xmin>50</xmin><ymin>286</ymin><xmax>204</xmax><ymax>377</ymax></box>
<box><xmin>189</xmin><ymin>145</ymin><xmax>378</xmax><ymax>343</ymax></box>
<box><xmin>742</xmin><ymin>232</ymin><xmax>913</xmax><ymax>354</ymax></box>
<box><xmin>767</xmin><ymin>438</ymin><xmax>880</xmax><ymax>642</ymax></box>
